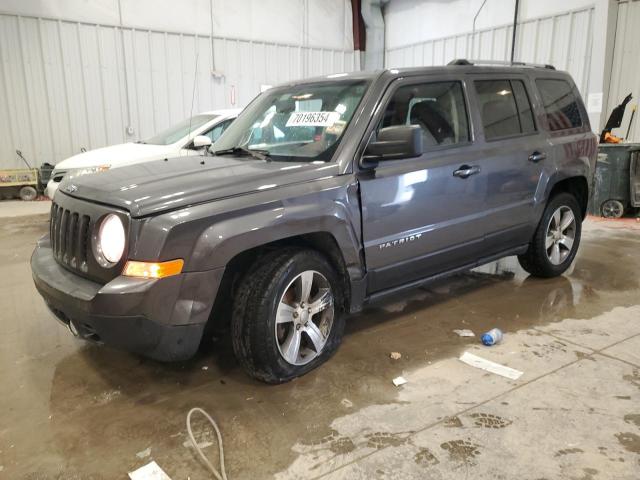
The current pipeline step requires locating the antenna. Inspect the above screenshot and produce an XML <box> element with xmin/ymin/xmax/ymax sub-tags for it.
<box><xmin>183</xmin><ymin>48</ymin><xmax>199</xmax><ymax>158</ymax></box>
<box><xmin>471</xmin><ymin>0</ymin><xmax>488</xmax><ymax>59</ymax></box>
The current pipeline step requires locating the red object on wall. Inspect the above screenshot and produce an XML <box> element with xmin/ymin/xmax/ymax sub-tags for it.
<box><xmin>351</xmin><ymin>0</ymin><xmax>366</xmax><ymax>51</ymax></box>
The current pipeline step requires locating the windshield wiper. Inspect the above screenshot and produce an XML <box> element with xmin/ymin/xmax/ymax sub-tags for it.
<box><xmin>212</xmin><ymin>146</ymin><xmax>271</xmax><ymax>162</ymax></box>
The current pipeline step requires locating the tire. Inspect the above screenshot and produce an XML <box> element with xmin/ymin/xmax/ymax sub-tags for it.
<box><xmin>518</xmin><ymin>192</ymin><xmax>582</xmax><ymax>278</ymax></box>
<box><xmin>0</xmin><ymin>187</ymin><xmax>18</xmax><ymax>200</ymax></box>
<box><xmin>601</xmin><ymin>199</ymin><xmax>624</xmax><ymax>219</ymax></box>
<box><xmin>19</xmin><ymin>185</ymin><xmax>37</xmax><ymax>201</ymax></box>
<box><xmin>231</xmin><ymin>248</ymin><xmax>345</xmax><ymax>384</ymax></box>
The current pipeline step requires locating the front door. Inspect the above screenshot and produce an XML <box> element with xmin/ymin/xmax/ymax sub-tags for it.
<box><xmin>358</xmin><ymin>76</ymin><xmax>488</xmax><ymax>293</ymax></box>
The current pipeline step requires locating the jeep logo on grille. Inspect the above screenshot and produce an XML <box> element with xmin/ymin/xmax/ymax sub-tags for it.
<box><xmin>65</xmin><ymin>184</ymin><xmax>78</xmax><ymax>193</ymax></box>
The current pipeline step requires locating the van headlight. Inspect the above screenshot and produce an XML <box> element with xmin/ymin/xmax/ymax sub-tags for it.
<box><xmin>95</xmin><ymin>214</ymin><xmax>125</xmax><ymax>264</ymax></box>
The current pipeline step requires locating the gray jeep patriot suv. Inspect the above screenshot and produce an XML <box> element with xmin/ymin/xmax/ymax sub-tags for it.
<box><xmin>32</xmin><ymin>60</ymin><xmax>597</xmax><ymax>383</ymax></box>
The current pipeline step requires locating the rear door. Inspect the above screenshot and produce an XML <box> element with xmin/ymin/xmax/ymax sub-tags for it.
<box><xmin>358</xmin><ymin>75</ymin><xmax>489</xmax><ymax>293</ymax></box>
<box><xmin>467</xmin><ymin>74</ymin><xmax>550</xmax><ymax>255</ymax></box>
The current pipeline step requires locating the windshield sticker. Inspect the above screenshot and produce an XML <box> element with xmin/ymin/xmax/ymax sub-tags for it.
<box><xmin>286</xmin><ymin>111</ymin><xmax>341</xmax><ymax>127</ymax></box>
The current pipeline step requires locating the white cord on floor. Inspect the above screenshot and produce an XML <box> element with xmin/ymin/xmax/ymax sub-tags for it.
<box><xmin>186</xmin><ymin>407</ymin><xmax>228</xmax><ymax>480</ymax></box>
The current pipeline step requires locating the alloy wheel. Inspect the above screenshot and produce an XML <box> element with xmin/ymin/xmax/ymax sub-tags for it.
<box><xmin>601</xmin><ymin>199</ymin><xmax>624</xmax><ymax>219</ymax></box>
<box><xmin>275</xmin><ymin>270</ymin><xmax>334</xmax><ymax>365</ymax></box>
<box><xmin>545</xmin><ymin>206</ymin><xmax>576</xmax><ymax>265</ymax></box>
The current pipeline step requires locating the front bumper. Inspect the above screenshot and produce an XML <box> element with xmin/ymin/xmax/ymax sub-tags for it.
<box><xmin>31</xmin><ymin>235</ymin><xmax>224</xmax><ymax>361</ymax></box>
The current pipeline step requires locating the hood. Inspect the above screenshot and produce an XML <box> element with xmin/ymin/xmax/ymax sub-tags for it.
<box><xmin>58</xmin><ymin>155</ymin><xmax>339</xmax><ymax>217</ymax></box>
<box><xmin>54</xmin><ymin>143</ymin><xmax>176</xmax><ymax>170</ymax></box>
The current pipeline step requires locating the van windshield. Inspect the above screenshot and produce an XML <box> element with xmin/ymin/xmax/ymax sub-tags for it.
<box><xmin>142</xmin><ymin>114</ymin><xmax>217</xmax><ymax>145</ymax></box>
<box><xmin>213</xmin><ymin>80</ymin><xmax>369</xmax><ymax>162</ymax></box>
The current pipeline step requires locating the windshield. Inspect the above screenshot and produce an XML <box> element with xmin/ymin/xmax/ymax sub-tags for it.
<box><xmin>213</xmin><ymin>80</ymin><xmax>369</xmax><ymax>162</ymax></box>
<box><xmin>142</xmin><ymin>114</ymin><xmax>217</xmax><ymax>145</ymax></box>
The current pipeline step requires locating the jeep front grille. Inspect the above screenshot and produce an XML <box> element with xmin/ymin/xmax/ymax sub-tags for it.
<box><xmin>50</xmin><ymin>202</ymin><xmax>91</xmax><ymax>273</ymax></box>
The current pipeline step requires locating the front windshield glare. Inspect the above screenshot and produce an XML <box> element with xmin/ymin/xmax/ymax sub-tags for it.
<box><xmin>143</xmin><ymin>114</ymin><xmax>217</xmax><ymax>145</ymax></box>
<box><xmin>214</xmin><ymin>80</ymin><xmax>369</xmax><ymax>162</ymax></box>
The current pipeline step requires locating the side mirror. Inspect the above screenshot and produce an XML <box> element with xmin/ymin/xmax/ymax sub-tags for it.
<box><xmin>363</xmin><ymin>125</ymin><xmax>423</xmax><ymax>163</ymax></box>
<box><xmin>193</xmin><ymin>135</ymin><xmax>212</xmax><ymax>149</ymax></box>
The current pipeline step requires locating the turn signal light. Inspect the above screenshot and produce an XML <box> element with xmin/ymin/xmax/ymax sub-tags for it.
<box><xmin>123</xmin><ymin>259</ymin><xmax>184</xmax><ymax>279</ymax></box>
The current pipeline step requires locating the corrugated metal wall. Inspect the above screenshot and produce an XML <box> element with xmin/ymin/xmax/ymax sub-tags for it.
<box><xmin>0</xmin><ymin>13</ymin><xmax>360</xmax><ymax>168</ymax></box>
<box><xmin>606</xmin><ymin>0</ymin><xmax>640</xmax><ymax>142</ymax></box>
<box><xmin>385</xmin><ymin>6</ymin><xmax>594</xmax><ymax>95</ymax></box>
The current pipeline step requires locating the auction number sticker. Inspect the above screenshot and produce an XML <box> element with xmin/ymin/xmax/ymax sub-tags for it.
<box><xmin>286</xmin><ymin>111</ymin><xmax>340</xmax><ymax>127</ymax></box>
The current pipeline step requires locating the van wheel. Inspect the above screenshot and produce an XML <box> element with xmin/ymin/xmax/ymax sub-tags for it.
<box><xmin>231</xmin><ymin>249</ymin><xmax>344</xmax><ymax>384</ymax></box>
<box><xmin>518</xmin><ymin>192</ymin><xmax>582</xmax><ymax>278</ymax></box>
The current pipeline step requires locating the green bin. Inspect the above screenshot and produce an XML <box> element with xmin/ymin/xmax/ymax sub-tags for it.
<box><xmin>588</xmin><ymin>144</ymin><xmax>640</xmax><ymax>218</ymax></box>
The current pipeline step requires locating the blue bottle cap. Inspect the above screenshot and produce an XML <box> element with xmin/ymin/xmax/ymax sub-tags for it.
<box><xmin>481</xmin><ymin>334</ymin><xmax>493</xmax><ymax>346</ymax></box>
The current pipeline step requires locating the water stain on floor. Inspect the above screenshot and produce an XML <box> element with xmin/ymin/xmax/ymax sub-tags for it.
<box><xmin>469</xmin><ymin>413</ymin><xmax>512</xmax><ymax>429</ymax></box>
<box><xmin>576</xmin><ymin>467</ymin><xmax>600</xmax><ymax>480</ymax></box>
<box><xmin>555</xmin><ymin>447</ymin><xmax>584</xmax><ymax>457</ymax></box>
<box><xmin>622</xmin><ymin>369</ymin><xmax>640</xmax><ymax>389</ymax></box>
<box><xmin>365</xmin><ymin>432</ymin><xmax>407</xmax><ymax>449</ymax></box>
<box><xmin>413</xmin><ymin>447</ymin><xmax>440</xmax><ymax>467</ymax></box>
<box><xmin>623</xmin><ymin>414</ymin><xmax>640</xmax><ymax>428</ymax></box>
<box><xmin>615</xmin><ymin>432</ymin><xmax>640</xmax><ymax>454</ymax></box>
<box><xmin>300</xmin><ymin>429</ymin><xmax>356</xmax><ymax>455</ymax></box>
<box><xmin>440</xmin><ymin>439</ymin><xmax>481</xmax><ymax>463</ymax></box>
<box><xmin>443</xmin><ymin>416</ymin><xmax>463</xmax><ymax>428</ymax></box>
<box><xmin>575</xmin><ymin>351</ymin><xmax>596</xmax><ymax>362</ymax></box>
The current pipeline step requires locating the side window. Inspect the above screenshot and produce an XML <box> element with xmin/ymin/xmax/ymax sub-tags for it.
<box><xmin>204</xmin><ymin>119</ymin><xmax>233</xmax><ymax>143</ymax></box>
<box><xmin>475</xmin><ymin>79</ymin><xmax>533</xmax><ymax>140</ymax></box>
<box><xmin>380</xmin><ymin>81</ymin><xmax>470</xmax><ymax>148</ymax></box>
<box><xmin>511</xmin><ymin>81</ymin><xmax>536</xmax><ymax>134</ymax></box>
<box><xmin>536</xmin><ymin>79</ymin><xmax>583</xmax><ymax>131</ymax></box>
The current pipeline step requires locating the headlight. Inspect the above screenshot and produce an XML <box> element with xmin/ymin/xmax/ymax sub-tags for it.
<box><xmin>96</xmin><ymin>214</ymin><xmax>125</xmax><ymax>264</ymax></box>
<box><xmin>71</xmin><ymin>165</ymin><xmax>110</xmax><ymax>178</ymax></box>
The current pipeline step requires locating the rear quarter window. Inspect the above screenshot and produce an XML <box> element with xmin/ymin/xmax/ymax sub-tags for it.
<box><xmin>535</xmin><ymin>79</ymin><xmax>583</xmax><ymax>131</ymax></box>
<box><xmin>474</xmin><ymin>79</ymin><xmax>536</xmax><ymax>140</ymax></box>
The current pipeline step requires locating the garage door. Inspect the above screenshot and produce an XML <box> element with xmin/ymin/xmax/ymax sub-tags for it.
<box><xmin>606</xmin><ymin>0</ymin><xmax>640</xmax><ymax>142</ymax></box>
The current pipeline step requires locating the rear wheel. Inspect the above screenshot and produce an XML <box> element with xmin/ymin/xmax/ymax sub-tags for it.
<box><xmin>19</xmin><ymin>186</ymin><xmax>37</xmax><ymax>201</ymax></box>
<box><xmin>518</xmin><ymin>193</ymin><xmax>582</xmax><ymax>278</ymax></box>
<box><xmin>231</xmin><ymin>249</ymin><xmax>344</xmax><ymax>384</ymax></box>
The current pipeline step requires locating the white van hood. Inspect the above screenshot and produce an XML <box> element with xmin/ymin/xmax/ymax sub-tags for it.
<box><xmin>55</xmin><ymin>143</ymin><xmax>177</xmax><ymax>170</ymax></box>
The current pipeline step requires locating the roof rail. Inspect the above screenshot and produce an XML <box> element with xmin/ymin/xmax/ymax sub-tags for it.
<box><xmin>447</xmin><ymin>59</ymin><xmax>556</xmax><ymax>70</ymax></box>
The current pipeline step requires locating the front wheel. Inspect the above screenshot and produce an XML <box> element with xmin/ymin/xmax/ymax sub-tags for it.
<box><xmin>518</xmin><ymin>192</ymin><xmax>582</xmax><ymax>278</ymax></box>
<box><xmin>231</xmin><ymin>249</ymin><xmax>344</xmax><ymax>384</ymax></box>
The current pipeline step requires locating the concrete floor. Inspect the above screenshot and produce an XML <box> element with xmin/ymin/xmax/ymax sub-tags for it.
<box><xmin>0</xmin><ymin>199</ymin><xmax>51</xmax><ymax>218</ymax></box>
<box><xmin>1</xmin><ymin>209</ymin><xmax>640</xmax><ymax>479</ymax></box>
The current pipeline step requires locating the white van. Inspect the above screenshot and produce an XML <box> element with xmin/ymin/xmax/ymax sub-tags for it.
<box><xmin>45</xmin><ymin>109</ymin><xmax>240</xmax><ymax>198</ymax></box>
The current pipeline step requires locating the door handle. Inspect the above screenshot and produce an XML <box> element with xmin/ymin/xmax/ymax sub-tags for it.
<box><xmin>453</xmin><ymin>165</ymin><xmax>480</xmax><ymax>179</ymax></box>
<box><xmin>528</xmin><ymin>151</ymin><xmax>547</xmax><ymax>162</ymax></box>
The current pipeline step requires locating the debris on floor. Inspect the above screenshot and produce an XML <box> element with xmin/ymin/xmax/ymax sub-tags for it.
<box><xmin>453</xmin><ymin>329</ymin><xmax>475</xmax><ymax>337</ymax></box>
<box><xmin>481</xmin><ymin>328</ymin><xmax>503</xmax><ymax>346</ymax></box>
<box><xmin>128</xmin><ymin>461</ymin><xmax>171</xmax><ymax>480</ymax></box>
<box><xmin>201</xmin><ymin>365</ymin><xmax>209</xmax><ymax>370</ymax></box>
<box><xmin>392</xmin><ymin>376</ymin><xmax>408</xmax><ymax>386</ymax></box>
<box><xmin>389</xmin><ymin>351</ymin><xmax>402</xmax><ymax>360</ymax></box>
<box><xmin>459</xmin><ymin>351</ymin><xmax>523</xmax><ymax>380</ymax></box>
<box><xmin>341</xmin><ymin>398</ymin><xmax>353</xmax><ymax>408</ymax></box>
<box><xmin>135</xmin><ymin>447</ymin><xmax>151</xmax><ymax>459</ymax></box>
